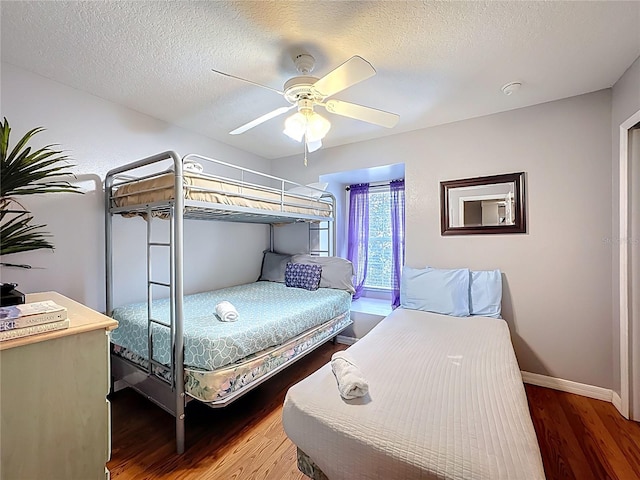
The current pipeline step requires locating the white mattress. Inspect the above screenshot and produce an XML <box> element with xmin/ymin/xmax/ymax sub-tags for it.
<box><xmin>282</xmin><ymin>308</ymin><xmax>545</xmax><ymax>480</ymax></box>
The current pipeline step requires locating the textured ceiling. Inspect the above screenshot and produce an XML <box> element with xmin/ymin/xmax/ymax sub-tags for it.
<box><xmin>1</xmin><ymin>1</ymin><xmax>639</xmax><ymax>159</ymax></box>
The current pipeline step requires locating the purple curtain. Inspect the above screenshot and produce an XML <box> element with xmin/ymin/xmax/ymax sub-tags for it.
<box><xmin>347</xmin><ymin>183</ymin><xmax>370</xmax><ymax>299</ymax></box>
<box><xmin>390</xmin><ymin>179</ymin><xmax>405</xmax><ymax>308</ymax></box>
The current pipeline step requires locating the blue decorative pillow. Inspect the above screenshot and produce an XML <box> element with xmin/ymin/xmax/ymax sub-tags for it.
<box><xmin>469</xmin><ymin>269</ymin><xmax>503</xmax><ymax>318</ymax></box>
<box><xmin>400</xmin><ymin>266</ymin><xmax>470</xmax><ymax>317</ymax></box>
<box><xmin>285</xmin><ymin>263</ymin><xmax>323</xmax><ymax>291</ymax></box>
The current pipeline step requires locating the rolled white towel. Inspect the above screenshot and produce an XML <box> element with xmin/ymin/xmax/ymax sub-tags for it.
<box><xmin>215</xmin><ymin>301</ymin><xmax>239</xmax><ymax>322</ymax></box>
<box><xmin>330</xmin><ymin>351</ymin><xmax>369</xmax><ymax>400</ymax></box>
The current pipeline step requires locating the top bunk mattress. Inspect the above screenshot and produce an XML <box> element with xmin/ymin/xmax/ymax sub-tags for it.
<box><xmin>110</xmin><ymin>281</ymin><xmax>351</xmax><ymax>372</ymax></box>
<box><xmin>282</xmin><ymin>307</ymin><xmax>545</xmax><ymax>480</ymax></box>
<box><xmin>111</xmin><ymin>171</ymin><xmax>332</xmax><ymax>218</ymax></box>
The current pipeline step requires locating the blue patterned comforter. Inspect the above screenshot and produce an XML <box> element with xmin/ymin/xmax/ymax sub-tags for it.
<box><xmin>110</xmin><ymin>281</ymin><xmax>351</xmax><ymax>371</ymax></box>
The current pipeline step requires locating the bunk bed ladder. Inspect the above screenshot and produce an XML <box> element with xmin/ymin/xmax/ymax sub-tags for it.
<box><xmin>145</xmin><ymin>206</ymin><xmax>176</xmax><ymax>389</ymax></box>
<box><xmin>309</xmin><ymin>220</ymin><xmax>333</xmax><ymax>257</ymax></box>
<box><xmin>145</xmin><ymin>199</ymin><xmax>186</xmax><ymax>456</ymax></box>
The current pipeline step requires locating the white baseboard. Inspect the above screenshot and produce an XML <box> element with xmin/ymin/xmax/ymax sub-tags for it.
<box><xmin>521</xmin><ymin>371</ymin><xmax>613</xmax><ymax>402</ymax></box>
<box><xmin>612</xmin><ymin>391</ymin><xmax>623</xmax><ymax>413</ymax></box>
<box><xmin>336</xmin><ymin>335</ymin><xmax>358</xmax><ymax>345</ymax></box>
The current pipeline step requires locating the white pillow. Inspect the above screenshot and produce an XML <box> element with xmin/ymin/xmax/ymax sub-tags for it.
<box><xmin>287</xmin><ymin>182</ymin><xmax>329</xmax><ymax>199</ymax></box>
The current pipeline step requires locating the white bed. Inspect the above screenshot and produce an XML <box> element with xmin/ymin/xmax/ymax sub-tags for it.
<box><xmin>282</xmin><ymin>307</ymin><xmax>545</xmax><ymax>480</ymax></box>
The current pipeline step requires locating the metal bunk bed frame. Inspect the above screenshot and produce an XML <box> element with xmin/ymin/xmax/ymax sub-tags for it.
<box><xmin>104</xmin><ymin>151</ymin><xmax>336</xmax><ymax>454</ymax></box>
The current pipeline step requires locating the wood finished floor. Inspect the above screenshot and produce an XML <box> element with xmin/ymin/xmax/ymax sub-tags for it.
<box><xmin>108</xmin><ymin>343</ymin><xmax>640</xmax><ymax>480</ymax></box>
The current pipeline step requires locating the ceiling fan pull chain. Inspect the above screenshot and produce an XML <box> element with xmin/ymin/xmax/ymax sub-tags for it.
<box><xmin>304</xmin><ymin>134</ymin><xmax>308</xmax><ymax>166</ymax></box>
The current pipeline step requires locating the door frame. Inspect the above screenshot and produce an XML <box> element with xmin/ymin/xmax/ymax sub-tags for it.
<box><xmin>619</xmin><ymin>108</ymin><xmax>640</xmax><ymax>419</ymax></box>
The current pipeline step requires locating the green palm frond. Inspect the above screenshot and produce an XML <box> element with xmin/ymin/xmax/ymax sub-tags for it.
<box><xmin>0</xmin><ymin>118</ymin><xmax>81</xmax><ymax>199</ymax></box>
<box><xmin>0</xmin><ymin>118</ymin><xmax>82</xmax><ymax>264</ymax></box>
<box><xmin>0</xmin><ymin>210</ymin><xmax>53</xmax><ymax>256</ymax></box>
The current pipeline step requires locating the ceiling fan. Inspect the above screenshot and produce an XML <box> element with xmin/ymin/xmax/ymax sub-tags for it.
<box><xmin>212</xmin><ymin>53</ymin><xmax>400</xmax><ymax>159</ymax></box>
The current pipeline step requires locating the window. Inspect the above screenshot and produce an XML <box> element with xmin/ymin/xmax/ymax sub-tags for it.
<box><xmin>364</xmin><ymin>188</ymin><xmax>393</xmax><ymax>290</ymax></box>
<box><xmin>347</xmin><ymin>179</ymin><xmax>405</xmax><ymax>306</ymax></box>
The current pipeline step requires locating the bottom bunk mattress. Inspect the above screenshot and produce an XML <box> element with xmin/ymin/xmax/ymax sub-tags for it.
<box><xmin>282</xmin><ymin>308</ymin><xmax>545</xmax><ymax>480</ymax></box>
<box><xmin>110</xmin><ymin>281</ymin><xmax>352</xmax><ymax>403</ymax></box>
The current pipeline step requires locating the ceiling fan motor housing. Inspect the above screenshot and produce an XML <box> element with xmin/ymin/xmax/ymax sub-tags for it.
<box><xmin>283</xmin><ymin>76</ymin><xmax>323</xmax><ymax>104</ymax></box>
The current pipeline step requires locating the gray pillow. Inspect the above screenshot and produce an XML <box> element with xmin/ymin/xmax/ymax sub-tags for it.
<box><xmin>259</xmin><ymin>251</ymin><xmax>292</xmax><ymax>283</ymax></box>
<box><xmin>291</xmin><ymin>254</ymin><xmax>355</xmax><ymax>293</ymax></box>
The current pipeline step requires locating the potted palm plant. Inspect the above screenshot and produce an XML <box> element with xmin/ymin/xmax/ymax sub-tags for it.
<box><xmin>0</xmin><ymin>118</ymin><xmax>81</xmax><ymax>300</ymax></box>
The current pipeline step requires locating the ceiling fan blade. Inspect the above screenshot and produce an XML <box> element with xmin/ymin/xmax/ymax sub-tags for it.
<box><xmin>307</xmin><ymin>139</ymin><xmax>322</xmax><ymax>153</ymax></box>
<box><xmin>230</xmin><ymin>105</ymin><xmax>295</xmax><ymax>135</ymax></box>
<box><xmin>324</xmin><ymin>99</ymin><xmax>399</xmax><ymax>128</ymax></box>
<box><xmin>312</xmin><ymin>56</ymin><xmax>376</xmax><ymax>99</ymax></box>
<box><xmin>211</xmin><ymin>68</ymin><xmax>284</xmax><ymax>95</ymax></box>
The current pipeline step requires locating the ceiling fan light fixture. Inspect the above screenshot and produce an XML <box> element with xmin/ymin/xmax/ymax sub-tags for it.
<box><xmin>305</xmin><ymin>112</ymin><xmax>331</xmax><ymax>142</ymax></box>
<box><xmin>283</xmin><ymin>112</ymin><xmax>307</xmax><ymax>142</ymax></box>
<box><xmin>283</xmin><ymin>111</ymin><xmax>331</xmax><ymax>144</ymax></box>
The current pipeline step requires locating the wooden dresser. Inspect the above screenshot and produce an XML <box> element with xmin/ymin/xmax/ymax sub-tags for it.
<box><xmin>0</xmin><ymin>292</ymin><xmax>118</xmax><ymax>480</ymax></box>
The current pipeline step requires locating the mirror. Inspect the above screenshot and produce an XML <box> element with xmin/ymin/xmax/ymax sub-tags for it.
<box><xmin>440</xmin><ymin>172</ymin><xmax>526</xmax><ymax>235</ymax></box>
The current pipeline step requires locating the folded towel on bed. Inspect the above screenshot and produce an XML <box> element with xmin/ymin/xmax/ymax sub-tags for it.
<box><xmin>183</xmin><ymin>160</ymin><xmax>203</xmax><ymax>173</ymax></box>
<box><xmin>215</xmin><ymin>301</ymin><xmax>239</xmax><ymax>322</ymax></box>
<box><xmin>331</xmin><ymin>351</ymin><xmax>369</xmax><ymax>399</ymax></box>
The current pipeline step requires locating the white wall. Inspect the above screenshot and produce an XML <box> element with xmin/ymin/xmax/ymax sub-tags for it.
<box><xmin>0</xmin><ymin>63</ymin><xmax>271</xmax><ymax>311</ymax></box>
<box><xmin>611</xmin><ymin>55</ymin><xmax>640</xmax><ymax>397</ymax></box>
<box><xmin>273</xmin><ymin>90</ymin><xmax>614</xmax><ymax>389</ymax></box>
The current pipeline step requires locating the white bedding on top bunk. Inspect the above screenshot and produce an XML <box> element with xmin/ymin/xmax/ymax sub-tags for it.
<box><xmin>282</xmin><ymin>308</ymin><xmax>545</xmax><ymax>480</ymax></box>
<box><xmin>112</xmin><ymin>171</ymin><xmax>332</xmax><ymax>217</ymax></box>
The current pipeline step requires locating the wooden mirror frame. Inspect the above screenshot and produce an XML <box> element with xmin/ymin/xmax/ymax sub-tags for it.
<box><xmin>440</xmin><ymin>172</ymin><xmax>526</xmax><ymax>236</ymax></box>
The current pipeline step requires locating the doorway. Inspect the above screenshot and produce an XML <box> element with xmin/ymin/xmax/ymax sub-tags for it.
<box><xmin>630</xmin><ymin>125</ymin><xmax>640</xmax><ymax>421</ymax></box>
<box><xmin>620</xmin><ymin>109</ymin><xmax>640</xmax><ymax>421</ymax></box>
